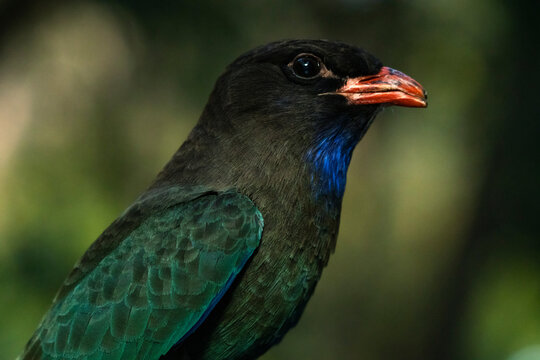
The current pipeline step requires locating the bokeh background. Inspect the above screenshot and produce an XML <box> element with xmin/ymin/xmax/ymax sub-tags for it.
<box><xmin>1</xmin><ymin>0</ymin><xmax>539</xmax><ymax>359</ymax></box>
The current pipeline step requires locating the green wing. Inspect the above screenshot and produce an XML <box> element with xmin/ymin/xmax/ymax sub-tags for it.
<box><xmin>20</xmin><ymin>188</ymin><xmax>263</xmax><ymax>360</ymax></box>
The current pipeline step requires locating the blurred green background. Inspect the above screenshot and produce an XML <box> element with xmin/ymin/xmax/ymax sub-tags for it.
<box><xmin>1</xmin><ymin>0</ymin><xmax>539</xmax><ymax>359</ymax></box>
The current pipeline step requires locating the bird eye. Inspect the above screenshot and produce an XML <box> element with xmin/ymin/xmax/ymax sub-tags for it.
<box><xmin>291</xmin><ymin>54</ymin><xmax>322</xmax><ymax>79</ymax></box>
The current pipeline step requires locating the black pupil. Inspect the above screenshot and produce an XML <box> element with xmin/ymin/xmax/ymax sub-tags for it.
<box><xmin>293</xmin><ymin>56</ymin><xmax>321</xmax><ymax>78</ymax></box>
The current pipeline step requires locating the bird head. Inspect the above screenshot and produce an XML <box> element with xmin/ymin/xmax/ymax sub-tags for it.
<box><xmin>175</xmin><ymin>40</ymin><xmax>427</xmax><ymax>200</ymax></box>
<box><xmin>209</xmin><ymin>40</ymin><xmax>426</xmax><ymax>135</ymax></box>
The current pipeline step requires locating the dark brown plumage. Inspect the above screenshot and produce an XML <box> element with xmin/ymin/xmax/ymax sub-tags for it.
<box><xmin>20</xmin><ymin>39</ymin><xmax>426</xmax><ymax>360</ymax></box>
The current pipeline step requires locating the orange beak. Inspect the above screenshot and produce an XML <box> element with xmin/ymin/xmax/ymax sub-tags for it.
<box><xmin>335</xmin><ymin>66</ymin><xmax>427</xmax><ymax>108</ymax></box>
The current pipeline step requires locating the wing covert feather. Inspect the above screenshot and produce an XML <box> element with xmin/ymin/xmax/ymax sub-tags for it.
<box><xmin>20</xmin><ymin>190</ymin><xmax>263</xmax><ymax>360</ymax></box>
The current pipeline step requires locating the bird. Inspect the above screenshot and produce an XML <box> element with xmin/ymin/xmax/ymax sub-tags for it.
<box><xmin>19</xmin><ymin>39</ymin><xmax>427</xmax><ymax>360</ymax></box>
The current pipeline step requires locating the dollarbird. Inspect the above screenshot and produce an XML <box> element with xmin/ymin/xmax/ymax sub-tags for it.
<box><xmin>19</xmin><ymin>39</ymin><xmax>427</xmax><ymax>360</ymax></box>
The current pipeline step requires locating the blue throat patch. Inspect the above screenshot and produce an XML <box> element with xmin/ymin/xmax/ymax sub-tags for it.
<box><xmin>306</xmin><ymin>126</ymin><xmax>360</xmax><ymax>200</ymax></box>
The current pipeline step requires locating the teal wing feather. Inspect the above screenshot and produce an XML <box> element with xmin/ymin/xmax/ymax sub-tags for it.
<box><xmin>20</xmin><ymin>188</ymin><xmax>263</xmax><ymax>360</ymax></box>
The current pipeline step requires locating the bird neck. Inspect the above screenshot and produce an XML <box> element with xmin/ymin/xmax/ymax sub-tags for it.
<box><xmin>305</xmin><ymin>126</ymin><xmax>360</xmax><ymax>204</ymax></box>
